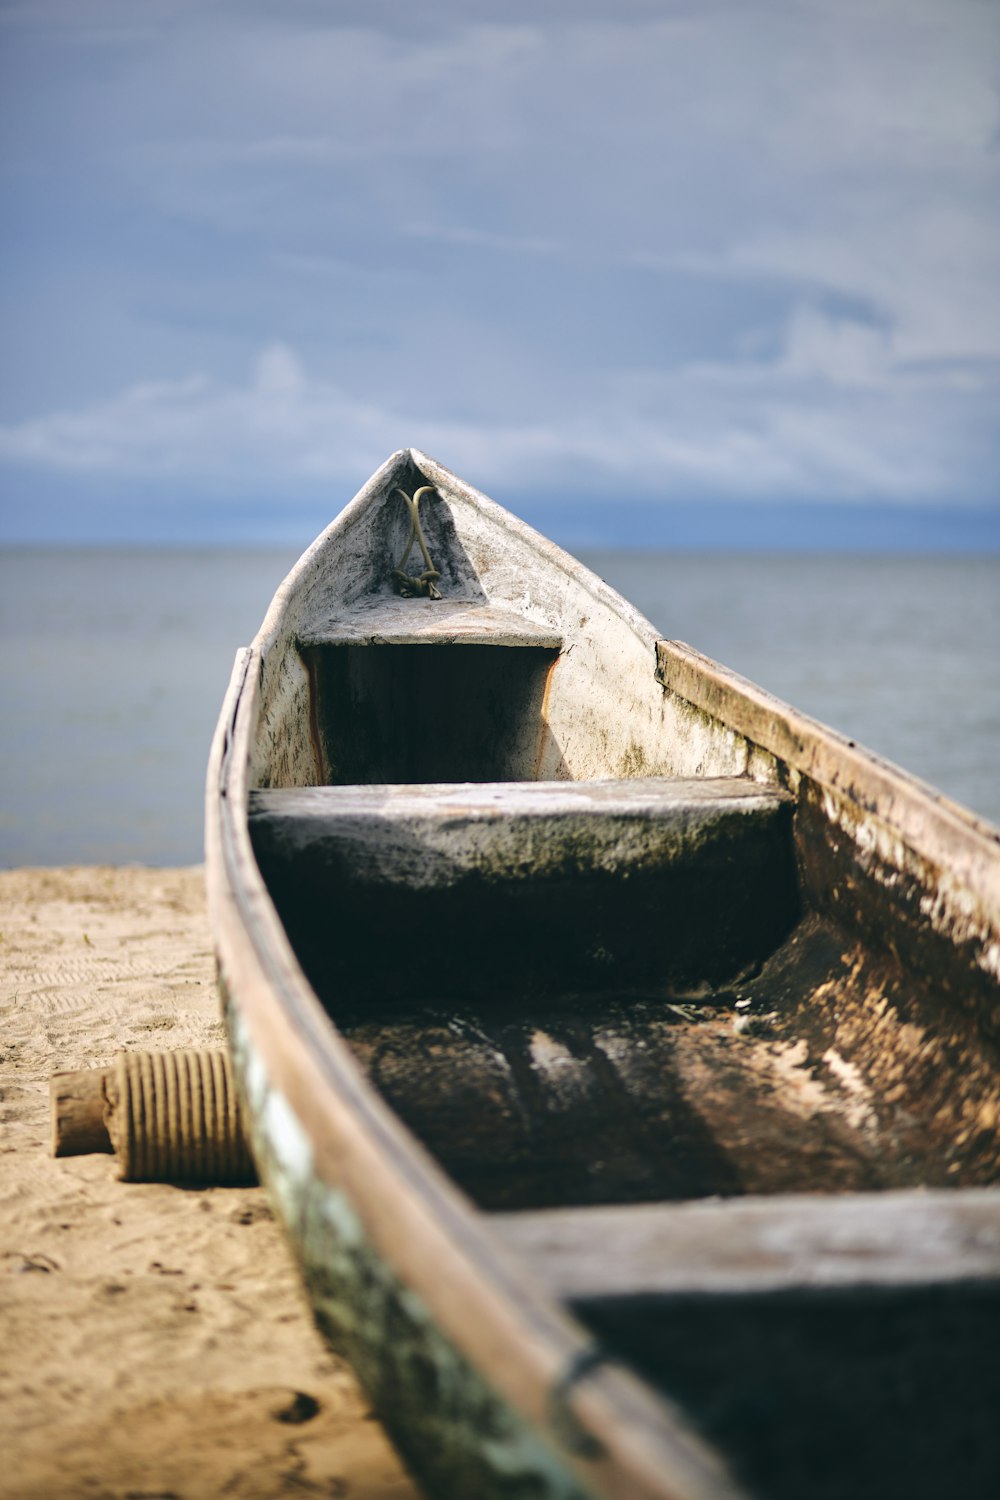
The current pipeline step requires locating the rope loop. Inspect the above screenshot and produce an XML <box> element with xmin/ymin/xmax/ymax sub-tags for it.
<box><xmin>391</xmin><ymin>485</ymin><xmax>442</xmax><ymax>599</ymax></box>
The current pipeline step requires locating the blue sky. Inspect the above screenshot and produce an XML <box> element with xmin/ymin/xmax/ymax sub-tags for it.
<box><xmin>0</xmin><ymin>0</ymin><xmax>998</xmax><ymax>547</ymax></box>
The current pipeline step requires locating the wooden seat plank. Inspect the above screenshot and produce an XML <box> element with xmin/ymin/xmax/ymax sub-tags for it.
<box><xmin>489</xmin><ymin>1188</ymin><xmax>1000</xmax><ymax>1299</ymax></box>
<box><xmin>298</xmin><ymin>598</ymin><xmax>563</xmax><ymax>649</ymax></box>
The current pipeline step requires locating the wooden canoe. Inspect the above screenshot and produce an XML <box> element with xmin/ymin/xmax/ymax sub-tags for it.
<box><xmin>205</xmin><ymin>449</ymin><xmax>1000</xmax><ymax>1500</ymax></box>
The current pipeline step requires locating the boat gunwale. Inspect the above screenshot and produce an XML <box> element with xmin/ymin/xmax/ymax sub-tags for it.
<box><xmin>658</xmin><ymin>638</ymin><xmax>1000</xmax><ymax>857</ymax></box>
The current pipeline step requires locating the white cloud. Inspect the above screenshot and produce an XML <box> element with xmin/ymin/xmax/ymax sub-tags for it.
<box><xmin>1</xmin><ymin>339</ymin><xmax>993</xmax><ymax>506</ymax></box>
<box><xmin>0</xmin><ymin>346</ymin><xmax>388</xmax><ymax>483</ymax></box>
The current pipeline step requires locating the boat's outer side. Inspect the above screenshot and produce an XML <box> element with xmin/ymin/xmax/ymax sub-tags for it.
<box><xmin>206</xmin><ymin>645</ymin><xmax>747</xmax><ymax>1500</ymax></box>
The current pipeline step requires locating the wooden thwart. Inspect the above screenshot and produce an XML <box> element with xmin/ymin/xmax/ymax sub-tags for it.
<box><xmin>490</xmin><ymin>1188</ymin><xmax>1000</xmax><ymax>1301</ymax></box>
<box><xmin>297</xmin><ymin>596</ymin><xmax>563</xmax><ymax>649</ymax></box>
<box><xmin>249</xmin><ymin>776</ymin><xmax>798</xmax><ymax>1010</ymax></box>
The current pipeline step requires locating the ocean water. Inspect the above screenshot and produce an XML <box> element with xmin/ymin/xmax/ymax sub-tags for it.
<box><xmin>1</xmin><ymin>547</ymin><xmax>997</xmax><ymax>866</ymax></box>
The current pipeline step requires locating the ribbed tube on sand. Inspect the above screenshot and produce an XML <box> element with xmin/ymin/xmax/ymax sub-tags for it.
<box><xmin>108</xmin><ymin>1049</ymin><xmax>256</xmax><ymax>1185</ymax></box>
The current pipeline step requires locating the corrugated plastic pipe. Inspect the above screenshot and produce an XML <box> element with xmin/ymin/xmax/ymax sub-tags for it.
<box><xmin>51</xmin><ymin>1049</ymin><xmax>257</xmax><ymax>1186</ymax></box>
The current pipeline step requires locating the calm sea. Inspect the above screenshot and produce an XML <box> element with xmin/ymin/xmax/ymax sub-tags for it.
<box><xmin>1</xmin><ymin>548</ymin><xmax>997</xmax><ymax>866</ymax></box>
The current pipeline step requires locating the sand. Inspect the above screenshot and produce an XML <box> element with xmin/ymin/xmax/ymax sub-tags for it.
<box><xmin>0</xmin><ymin>864</ymin><xmax>417</xmax><ymax>1500</ymax></box>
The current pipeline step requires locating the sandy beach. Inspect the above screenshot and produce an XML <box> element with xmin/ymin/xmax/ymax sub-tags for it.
<box><xmin>0</xmin><ymin>864</ymin><xmax>417</xmax><ymax>1499</ymax></box>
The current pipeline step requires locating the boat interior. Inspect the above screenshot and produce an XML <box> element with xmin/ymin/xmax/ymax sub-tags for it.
<box><xmin>247</xmin><ymin>551</ymin><xmax>1000</xmax><ymax>1499</ymax></box>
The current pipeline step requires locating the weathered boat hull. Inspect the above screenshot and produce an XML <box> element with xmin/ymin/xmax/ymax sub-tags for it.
<box><xmin>207</xmin><ymin>450</ymin><xmax>1000</xmax><ymax>1500</ymax></box>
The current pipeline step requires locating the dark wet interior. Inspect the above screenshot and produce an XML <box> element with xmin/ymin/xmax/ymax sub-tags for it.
<box><xmin>253</xmin><ymin>813</ymin><xmax>999</xmax><ymax>1213</ymax></box>
<box><xmin>309</xmin><ymin>915</ymin><xmax>997</xmax><ymax>1207</ymax></box>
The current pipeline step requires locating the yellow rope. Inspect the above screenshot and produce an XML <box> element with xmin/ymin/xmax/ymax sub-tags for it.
<box><xmin>391</xmin><ymin>485</ymin><xmax>442</xmax><ymax>598</ymax></box>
